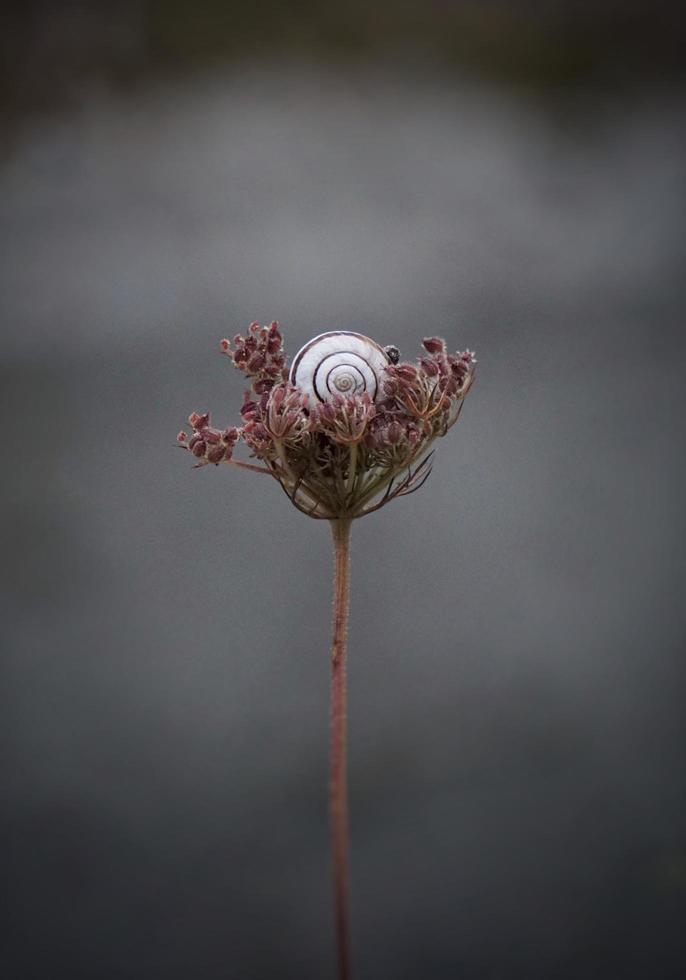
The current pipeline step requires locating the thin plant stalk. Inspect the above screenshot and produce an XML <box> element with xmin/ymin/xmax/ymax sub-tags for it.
<box><xmin>329</xmin><ymin>517</ymin><xmax>352</xmax><ymax>980</ymax></box>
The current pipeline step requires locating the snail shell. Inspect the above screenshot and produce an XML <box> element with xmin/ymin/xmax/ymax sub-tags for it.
<box><xmin>289</xmin><ymin>331</ymin><xmax>392</xmax><ymax>404</ymax></box>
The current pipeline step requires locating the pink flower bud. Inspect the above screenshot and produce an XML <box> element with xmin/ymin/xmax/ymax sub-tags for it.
<box><xmin>247</xmin><ymin>353</ymin><xmax>266</xmax><ymax>373</ymax></box>
<box><xmin>422</xmin><ymin>337</ymin><xmax>445</xmax><ymax>355</ymax></box>
<box><xmin>419</xmin><ymin>358</ymin><xmax>440</xmax><ymax>377</ymax></box>
<box><xmin>189</xmin><ymin>411</ymin><xmax>210</xmax><ymax>430</ymax></box>
<box><xmin>207</xmin><ymin>445</ymin><xmax>226</xmax><ymax>464</ymax></box>
<box><xmin>270</xmin><ymin>386</ymin><xmax>285</xmax><ymax>410</ymax></box>
<box><xmin>396</xmin><ymin>364</ymin><xmax>419</xmax><ymax>382</ymax></box>
<box><xmin>240</xmin><ymin>394</ymin><xmax>257</xmax><ymax>415</ymax></box>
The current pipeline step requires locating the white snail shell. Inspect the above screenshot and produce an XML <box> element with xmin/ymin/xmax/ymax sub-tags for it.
<box><xmin>289</xmin><ymin>331</ymin><xmax>391</xmax><ymax>404</ymax></box>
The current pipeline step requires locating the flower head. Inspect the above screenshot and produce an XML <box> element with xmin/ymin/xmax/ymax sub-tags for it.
<box><xmin>178</xmin><ymin>323</ymin><xmax>476</xmax><ymax>518</ymax></box>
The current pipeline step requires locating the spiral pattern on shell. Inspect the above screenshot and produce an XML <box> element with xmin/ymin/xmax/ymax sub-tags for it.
<box><xmin>289</xmin><ymin>331</ymin><xmax>392</xmax><ymax>404</ymax></box>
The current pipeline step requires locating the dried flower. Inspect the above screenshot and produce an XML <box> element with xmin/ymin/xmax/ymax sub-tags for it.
<box><xmin>176</xmin><ymin>320</ymin><xmax>477</xmax><ymax>980</ymax></box>
<box><xmin>178</xmin><ymin>323</ymin><xmax>475</xmax><ymax>518</ymax></box>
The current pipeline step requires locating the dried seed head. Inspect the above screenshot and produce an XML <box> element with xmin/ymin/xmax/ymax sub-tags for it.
<box><xmin>178</xmin><ymin>410</ymin><xmax>240</xmax><ymax>466</ymax></box>
<box><xmin>263</xmin><ymin>383</ymin><xmax>311</xmax><ymax>443</ymax></box>
<box><xmin>178</xmin><ymin>323</ymin><xmax>476</xmax><ymax>517</ymax></box>
<box><xmin>312</xmin><ymin>391</ymin><xmax>376</xmax><ymax>445</ymax></box>
<box><xmin>221</xmin><ymin>320</ymin><xmax>288</xmax><ymax>393</ymax></box>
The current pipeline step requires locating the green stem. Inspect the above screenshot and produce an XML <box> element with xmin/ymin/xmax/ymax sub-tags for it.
<box><xmin>329</xmin><ymin>518</ymin><xmax>352</xmax><ymax>980</ymax></box>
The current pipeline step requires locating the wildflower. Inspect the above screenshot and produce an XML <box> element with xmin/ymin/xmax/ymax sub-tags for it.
<box><xmin>176</xmin><ymin>320</ymin><xmax>477</xmax><ymax>980</ymax></box>
<box><xmin>179</xmin><ymin>323</ymin><xmax>475</xmax><ymax>519</ymax></box>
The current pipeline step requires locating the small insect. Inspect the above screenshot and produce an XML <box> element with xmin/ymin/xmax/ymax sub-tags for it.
<box><xmin>384</xmin><ymin>345</ymin><xmax>400</xmax><ymax>364</ymax></box>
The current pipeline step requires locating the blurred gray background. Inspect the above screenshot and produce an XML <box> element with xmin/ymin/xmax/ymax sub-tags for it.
<box><xmin>2</xmin><ymin>2</ymin><xmax>685</xmax><ymax>978</ymax></box>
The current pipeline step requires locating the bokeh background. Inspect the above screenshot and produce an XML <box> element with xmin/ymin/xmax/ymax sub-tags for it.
<box><xmin>2</xmin><ymin>2</ymin><xmax>685</xmax><ymax>978</ymax></box>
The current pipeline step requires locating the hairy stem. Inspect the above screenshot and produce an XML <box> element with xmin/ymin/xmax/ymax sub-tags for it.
<box><xmin>329</xmin><ymin>517</ymin><xmax>352</xmax><ymax>980</ymax></box>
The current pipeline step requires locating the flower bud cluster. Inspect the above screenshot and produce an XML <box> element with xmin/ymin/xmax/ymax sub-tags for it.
<box><xmin>382</xmin><ymin>338</ymin><xmax>476</xmax><ymax>435</ymax></box>
<box><xmin>220</xmin><ymin>320</ymin><xmax>287</xmax><ymax>394</ymax></box>
<box><xmin>264</xmin><ymin>383</ymin><xmax>311</xmax><ymax>443</ymax></box>
<box><xmin>313</xmin><ymin>392</ymin><xmax>375</xmax><ymax>445</ymax></box>
<box><xmin>419</xmin><ymin>337</ymin><xmax>475</xmax><ymax>399</ymax></box>
<box><xmin>364</xmin><ymin>410</ymin><xmax>424</xmax><ymax>467</ymax></box>
<box><xmin>239</xmin><ymin>382</ymin><xmax>311</xmax><ymax>461</ymax></box>
<box><xmin>177</xmin><ymin>412</ymin><xmax>239</xmax><ymax>466</ymax></box>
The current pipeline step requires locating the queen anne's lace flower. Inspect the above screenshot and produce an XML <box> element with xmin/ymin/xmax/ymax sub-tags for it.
<box><xmin>178</xmin><ymin>322</ymin><xmax>475</xmax><ymax>519</ymax></box>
